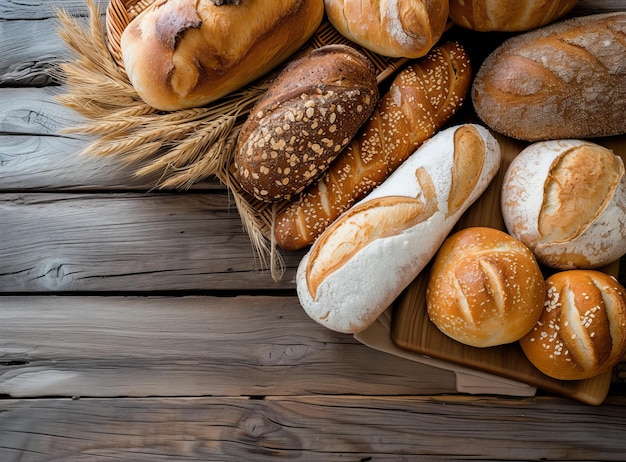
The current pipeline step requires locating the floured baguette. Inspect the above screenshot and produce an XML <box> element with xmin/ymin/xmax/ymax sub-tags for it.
<box><xmin>275</xmin><ymin>42</ymin><xmax>472</xmax><ymax>250</ymax></box>
<box><xmin>296</xmin><ymin>124</ymin><xmax>501</xmax><ymax>334</ymax></box>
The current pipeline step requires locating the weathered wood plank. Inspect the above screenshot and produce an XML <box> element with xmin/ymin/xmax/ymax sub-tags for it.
<box><xmin>0</xmin><ymin>394</ymin><xmax>625</xmax><ymax>461</ymax></box>
<box><xmin>0</xmin><ymin>192</ymin><xmax>302</xmax><ymax>291</ymax></box>
<box><xmin>0</xmin><ymin>0</ymin><xmax>107</xmax><ymax>20</ymax></box>
<box><xmin>0</xmin><ymin>295</ymin><xmax>457</xmax><ymax>397</ymax></box>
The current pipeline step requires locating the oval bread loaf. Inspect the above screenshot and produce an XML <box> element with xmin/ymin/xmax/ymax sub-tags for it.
<box><xmin>426</xmin><ymin>227</ymin><xmax>545</xmax><ymax>348</ymax></box>
<box><xmin>472</xmin><ymin>13</ymin><xmax>626</xmax><ymax>141</ymax></box>
<box><xmin>274</xmin><ymin>41</ymin><xmax>473</xmax><ymax>250</ymax></box>
<box><xmin>501</xmin><ymin>139</ymin><xmax>626</xmax><ymax>270</ymax></box>
<box><xmin>324</xmin><ymin>0</ymin><xmax>449</xmax><ymax>58</ymax></box>
<box><xmin>520</xmin><ymin>270</ymin><xmax>626</xmax><ymax>381</ymax></box>
<box><xmin>296</xmin><ymin>124</ymin><xmax>501</xmax><ymax>334</ymax></box>
<box><xmin>449</xmin><ymin>0</ymin><xmax>577</xmax><ymax>32</ymax></box>
<box><xmin>234</xmin><ymin>44</ymin><xmax>379</xmax><ymax>202</ymax></box>
<box><xmin>120</xmin><ymin>0</ymin><xmax>324</xmax><ymax>111</ymax></box>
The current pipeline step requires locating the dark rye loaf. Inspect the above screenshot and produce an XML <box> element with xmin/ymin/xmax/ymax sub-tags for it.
<box><xmin>234</xmin><ymin>44</ymin><xmax>378</xmax><ymax>202</ymax></box>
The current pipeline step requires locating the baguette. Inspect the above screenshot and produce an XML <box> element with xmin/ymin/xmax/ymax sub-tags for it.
<box><xmin>234</xmin><ymin>44</ymin><xmax>378</xmax><ymax>202</ymax></box>
<box><xmin>275</xmin><ymin>42</ymin><xmax>472</xmax><ymax>250</ymax></box>
<box><xmin>296</xmin><ymin>124</ymin><xmax>501</xmax><ymax>334</ymax></box>
<box><xmin>120</xmin><ymin>0</ymin><xmax>324</xmax><ymax>111</ymax></box>
<box><xmin>472</xmin><ymin>12</ymin><xmax>626</xmax><ymax>141</ymax></box>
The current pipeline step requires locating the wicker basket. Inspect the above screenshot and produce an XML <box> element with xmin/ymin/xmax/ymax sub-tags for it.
<box><xmin>60</xmin><ymin>0</ymin><xmax>408</xmax><ymax>280</ymax></box>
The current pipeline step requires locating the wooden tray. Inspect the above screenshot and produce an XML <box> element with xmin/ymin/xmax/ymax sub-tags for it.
<box><xmin>390</xmin><ymin>132</ymin><xmax>625</xmax><ymax>405</ymax></box>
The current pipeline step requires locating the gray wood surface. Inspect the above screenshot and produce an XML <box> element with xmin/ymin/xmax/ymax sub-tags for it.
<box><xmin>2</xmin><ymin>0</ymin><xmax>626</xmax><ymax>460</ymax></box>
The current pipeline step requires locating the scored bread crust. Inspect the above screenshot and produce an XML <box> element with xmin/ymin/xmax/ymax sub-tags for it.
<box><xmin>472</xmin><ymin>12</ymin><xmax>626</xmax><ymax>141</ymax></box>
<box><xmin>296</xmin><ymin>124</ymin><xmax>501</xmax><ymax>334</ymax></box>
<box><xmin>274</xmin><ymin>41</ymin><xmax>472</xmax><ymax>250</ymax></box>
<box><xmin>121</xmin><ymin>0</ymin><xmax>324</xmax><ymax>111</ymax></box>
<box><xmin>520</xmin><ymin>270</ymin><xmax>626</xmax><ymax>381</ymax></box>
<box><xmin>449</xmin><ymin>0</ymin><xmax>577</xmax><ymax>32</ymax></box>
<box><xmin>426</xmin><ymin>227</ymin><xmax>545</xmax><ymax>348</ymax></box>
<box><xmin>501</xmin><ymin>139</ymin><xmax>626</xmax><ymax>270</ymax></box>
<box><xmin>324</xmin><ymin>0</ymin><xmax>449</xmax><ymax>58</ymax></box>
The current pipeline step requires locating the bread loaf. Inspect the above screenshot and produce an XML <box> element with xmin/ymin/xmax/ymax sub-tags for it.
<box><xmin>472</xmin><ymin>13</ymin><xmax>626</xmax><ymax>141</ymax></box>
<box><xmin>324</xmin><ymin>0</ymin><xmax>449</xmax><ymax>58</ymax></box>
<box><xmin>426</xmin><ymin>227</ymin><xmax>545</xmax><ymax>348</ymax></box>
<box><xmin>520</xmin><ymin>270</ymin><xmax>626</xmax><ymax>381</ymax></box>
<box><xmin>501</xmin><ymin>139</ymin><xmax>626</xmax><ymax>270</ymax></box>
<box><xmin>120</xmin><ymin>0</ymin><xmax>324</xmax><ymax>111</ymax></box>
<box><xmin>234</xmin><ymin>45</ymin><xmax>378</xmax><ymax>202</ymax></box>
<box><xmin>275</xmin><ymin>42</ymin><xmax>472</xmax><ymax>250</ymax></box>
<box><xmin>449</xmin><ymin>0</ymin><xmax>578</xmax><ymax>32</ymax></box>
<box><xmin>296</xmin><ymin>124</ymin><xmax>501</xmax><ymax>334</ymax></box>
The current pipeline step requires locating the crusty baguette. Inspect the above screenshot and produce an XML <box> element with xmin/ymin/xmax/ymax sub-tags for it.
<box><xmin>296</xmin><ymin>124</ymin><xmax>501</xmax><ymax>334</ymax></box>
<box><xmin>324</xmin><ymin>0</ymin><xmax>449</xmax><ymax>58</ymax></box>
<box><xmin>275</xmin><ymin>41</ymin><xmax>472</xmax><ymax>250</ymax></box>
<box><xmin>121</xmin><ymin>0</ymin><xmax>324</xmax><ymax>111</ymax></box>
<box><xmin>472</xmin><ymin>12</ymin><xmax>626</xmax><ymax>141</ymax></box>
<box><xmin>234</xmin><ymin>44</ymin><xmax>379</xmax><ymax>202</ymax></box>
<box><xmin>449</xmin><ymin>0</ymin><xmax>577</xmax><ymax>32</ymax></box>
<box><xmin>501</xmin><ymin>139</ymin><xmax>626</xmax><ymax>269</ymax></box>
<box><xmin>520</xmin><ymin>270</ymin><xmax>626</xmax><ymax>381</ymax></box>
<box><xmin>426</xmin><ymin>227</ymin><xmax>545</xmax><ymax>348</ymax></box>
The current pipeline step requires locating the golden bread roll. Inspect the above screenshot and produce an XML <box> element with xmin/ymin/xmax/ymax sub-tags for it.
<box><xmin>120</xmin><ymin>0</ymin><xmax>324</xmax><ymax>111</ymax></box>
<box><xmin>275</xmin><ymin>41</ymin><xmax>472</xmax><ymax>250</ymax></box>
<box><xmin>449</xmin><ymin>0</ymin><xmax>578</xmax><ymax>32</ymax></box>
<box><xmin>323</xmin><ymin>0</ymin><xmax>449</xmax><ymax>58</ymax></box>
<box><xmin>501</xmin><ymin>139</ymin><xmax>626</xmax><ymax>270</ymax></box>
<box><xmin>296</xmin><ymin>124</ymin><xmax>501</xmax><ymax>334</ymax></box>
<box><xmin>520</xmin><ymin>270</ymin><xmax>626</xmax><ymax>381</ymax></box>
<box><xmin>426</xmin><ymin>227</ymin><xmax>545</xmax><ymax>348</ymax></box>
<box><xmin>472</xmin><ymin>13</ymin><xmax>626</xmax><ymax>141</ymax></box>
<box><xmin>234</xmin><ymin>45</ymin><xmax>378</xmax><ymax>202</ymax></box>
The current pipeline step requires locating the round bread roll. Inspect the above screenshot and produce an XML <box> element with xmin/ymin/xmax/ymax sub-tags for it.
<box><xmin>449</xmin><ymin>0</ymin><xmax>578</xmax><ymax>32</ymax></box>
<box><xmin>323</xmin><ymin>0</ymin><xmax>449</xmax><ymax>58</ymax></box>
<box><xmin>426</xmin><ymin>227</ymin><xmax>545</xmax><ymax>348</ymax></box>
<box><xmin>501</xmin><ymin>139</ymin><xmax>626</xmax><ymax>270</ymax></box>
<box><xmin>520</xmin><ymin>270</ymin><xmax>626</xmax><ymax>381</ymax></box>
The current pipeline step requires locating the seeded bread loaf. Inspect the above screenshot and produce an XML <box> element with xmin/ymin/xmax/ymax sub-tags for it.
<box><xmin>449</xmin><ymin>0</ymin><xmax>578</xmax><ymax>32</ymax></box>
<box><xmin>120</xmin><ymin>0</ymin><xmax>324</xmax><ymax>111</ymax></box>
<box><xmin>501</xmin><ymin>139</ymin><xmax>626</xmax><ymax>270</ymax></box>
<box><xmin>472</xmin><ymin>12</ymin><xmax>626</xmax><ymax>141</ymax></box>
<box><xmin>274</xmin><ymin>42</ymin><xmax>472</xmax><ymax>250</ymax></box>
<box><xmin>426</xmin><ymin>227</ymin><xmax>545</xmax><ymax>348</ymax></box>
<box><xmin>296</xmin><ymin>124</ymin><xmax>501</xmax><ymax>334</ymax></box>
<box><xmin>520</xmin><ymin>270</ymin><xmax>626</xmax><ymax>381</ymax></box>
<box><xmin>323</xmin><ymin>0</ymin><xmax>449</xmax><ymax>58</ymax></box>
<box><xmin>234</xmin><ymin>44</ymin><xmax>378</xmax><ymax>202</ymax></box>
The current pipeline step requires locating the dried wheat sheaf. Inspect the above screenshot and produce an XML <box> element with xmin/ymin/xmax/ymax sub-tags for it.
<box><xmin>53</xmin><ymin>0</ymin><xmax>403</xmax><ymax>281</ymax></box>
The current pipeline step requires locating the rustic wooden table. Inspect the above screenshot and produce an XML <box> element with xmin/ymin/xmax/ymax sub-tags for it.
<box><xmin>1</xmin><ymin>1</ymin><xmax>625</xmax><ymax>460</ymax></box>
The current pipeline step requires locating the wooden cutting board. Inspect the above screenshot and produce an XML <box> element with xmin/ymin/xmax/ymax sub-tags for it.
<box><xmin>390</xmin><ymin>133</ymin><xmax>625</xmax><ymax>406</ymax></box>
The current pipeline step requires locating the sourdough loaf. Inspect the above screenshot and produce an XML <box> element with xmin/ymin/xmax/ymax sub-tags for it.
<box><xmin>501</xmin><ymin>139</ymin><xmax>626</xmax><ymax>270</ymax></box>
<box><xmin>296</xmin><ymin>124</ymin><xmax>501</xmax><ymax>334</ymax></box>
<box><xmin>120</xmin><ymin>0</ymin><xmax>324</xmax><ymax>111</ymax></box>
<box><xmin>520</xmin><ymin>270</ymin><xmax>626</xmax><ymax>381</ymax></box>
<box><xmin>275</xmin><ymin>41</ymin><xmax>472</xmax><ymax>250</ymax></box>
<box><xmin>426</xmin><ymin>227</ymin><xmax>545</xmax><ymax>348</ymax></box>
<box><xmin>234</xmin><ymin>45</ymin><xmax>378</xmax><ymax>202</ymax></box>
<box><xmin>449</xmin><ymin>0</ymin><xmax>578</xmax><ymax>32</ymax></box>
<box><xmin>472</xmin><ymin>12</ymin><xmax>626</xmax><ymax>141</ymax></box>
<box><xmin>323</xmin><ymin>0</ymin><xmax>449</xmax><ymax>58</ymax></box>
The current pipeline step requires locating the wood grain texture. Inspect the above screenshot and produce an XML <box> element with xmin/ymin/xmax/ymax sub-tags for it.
<box><xmin>0</xmin><ymin>395</ymin><xmax>625</xmax><ymax>461</ymax></box>
<box><xmin>0</xmin><ymin>295</ymin><xmax>456</xmax><ymax>398</ymax></box>
<box><xmin>0</xmin><ymin>192</ymin><xmax>304</xmax><ymax>292</ymax></box>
